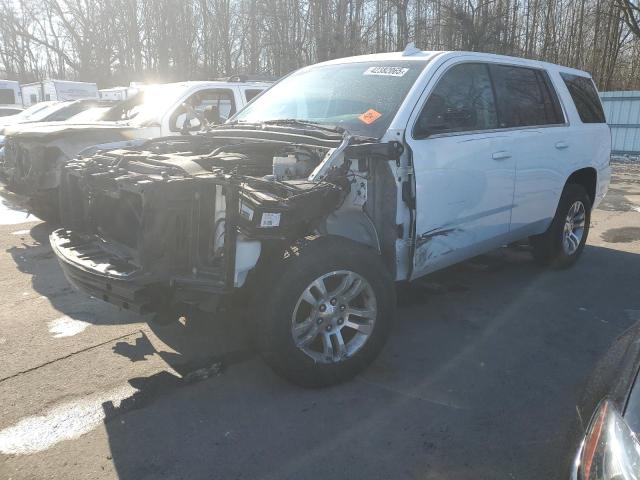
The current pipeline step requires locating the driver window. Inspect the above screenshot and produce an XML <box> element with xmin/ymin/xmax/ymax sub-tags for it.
<box><xmin>414</xmin><ymin>63</ymin><xmax>498</xmax><ymax>138</ymax></box>
<box><xmin>171</xmin><ymin>88</ymin><xmax>236</xmax><ymax>132</ymax></box>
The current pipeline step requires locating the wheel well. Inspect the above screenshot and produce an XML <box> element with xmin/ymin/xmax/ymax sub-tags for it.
<box><xmin>566</xmin><ymin>168</ymin><xmax>597</xmax><ymax>206</ymax></box>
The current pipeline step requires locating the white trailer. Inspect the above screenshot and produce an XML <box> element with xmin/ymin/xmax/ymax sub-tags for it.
<box><xmin>21</xmin><ymin>80</ymin><xmax>98</xmax><ymax>106</ymax></box>
<box><xmin>0</xmin><ymin>80</ymin><xmax>21</xmax><ymax>106</ymax></box>
<box><xmin>98</xmin><ymin>85</ymin><xmax>140</xmax><ymax>101</ymax></box>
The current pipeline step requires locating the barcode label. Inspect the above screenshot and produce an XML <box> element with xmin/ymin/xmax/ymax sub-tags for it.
<box><xmin>260</xmin><ymin>212</ymin><xmax>281</xmax><ymax>228</ymax></box>
<box><xmin>363</xmin><ymin>66</ymin><xmax>409</xmax><ymax>77</ymax></box>
<box><xmin>240</xmin><ymin>202</ymin><xmax>254</xmax><ymax>221</ymax></box>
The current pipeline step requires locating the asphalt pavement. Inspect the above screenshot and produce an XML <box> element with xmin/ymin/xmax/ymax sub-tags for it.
<box><xmin>1</xmin><ymin>161</ymin><xmax>640</xmax><ymax>480</ymax></box>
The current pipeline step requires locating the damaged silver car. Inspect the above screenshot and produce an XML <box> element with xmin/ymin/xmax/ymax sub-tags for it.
<box><xmin>50</xmin><ymin>50</ymin><xmax>611</xmax><ymax>386</ymax></box>
<box><xmin>0</xmin><ymin>80</ymin><xmax>269</xmax><ymax>219</ymax></box>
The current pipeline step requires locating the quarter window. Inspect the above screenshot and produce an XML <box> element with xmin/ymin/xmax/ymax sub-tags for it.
<box><xmin>414</xmin><ymin>63</ymin><xmax>497</xmax><ymax>137</ymax></box>
<box><xmin>560</xmin><ymin>73</ymin><xmax>606</xmax><ymax>123</ymax></box>
<box><xmin>490</xmin><ymin>65</ymin><xmax>565</xmax><ymax>127</ymax></box>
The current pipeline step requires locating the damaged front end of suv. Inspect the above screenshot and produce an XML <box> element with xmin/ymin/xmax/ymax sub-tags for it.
<box><xmin>52</xmin><ymin>128</ymin><xmax>402</xmax><ymax>315</ymax></box>
<box><xmin>50</xmin><ymin>57</ymin><xmax>432</xmax><ymax>386</ymax></box>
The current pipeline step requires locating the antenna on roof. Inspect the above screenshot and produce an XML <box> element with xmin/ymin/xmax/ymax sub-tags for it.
<box><xmin>402</xmin><ymin>42</ymin><xmax>421</xmax><ymax>56</ymax></box>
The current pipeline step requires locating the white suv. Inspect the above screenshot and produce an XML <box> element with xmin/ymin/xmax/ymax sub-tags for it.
<box><xmin>51</xmin><ymin>50</ymin><xmax>611</xmax><ymax>387</ymax></box>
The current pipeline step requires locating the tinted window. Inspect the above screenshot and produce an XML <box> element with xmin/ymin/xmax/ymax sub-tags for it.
<box><xmin>244</xmin><ymin>89</ymin><xmax>263</xmax><ymax>102</ymax></box>
<box><xmin>560</xmin><ymin>73</ymin><xmax>606</xmax><ymax>123</ymax></box>
<box><xmin>537</xmin><ymin>71</ymin><xmax>565</xmax><ymax>124</ymax></box>
<box><xmin>414</xmin><ymin>63</ymin><xmax>497</xmax><ymax>137</ymax></box>
<box><xmin>490</xmin><ymin>65</ymin><xmax>564</xmax><ymax>127</ymax></box>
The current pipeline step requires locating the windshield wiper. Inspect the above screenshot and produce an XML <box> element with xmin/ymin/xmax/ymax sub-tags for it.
<box><xmin>261</xmin><ymin>119</ymin><xmax>345</xmax><ymax>134</ymax></box>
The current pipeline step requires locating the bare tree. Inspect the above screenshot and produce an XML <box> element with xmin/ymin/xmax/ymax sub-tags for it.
<box><xmin>616</xmin><ymin>0</ymin><xmax>640</xmax><ymax>38</ymax></box>
<box><xmin>0</xmin><ymin>0</ymin><xmax>639</xmax><ymax>90</ymax></box>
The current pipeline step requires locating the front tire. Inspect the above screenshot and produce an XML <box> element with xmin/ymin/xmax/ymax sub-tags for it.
<box><xmin>250</xmin><ymin>236</ymin><xmax>396</xmax><ymax>388</ymax></box>
<box><xmin>530</xmin><ymin>184</ymin><xmax>591</xmax><ymax>268</ymax></box>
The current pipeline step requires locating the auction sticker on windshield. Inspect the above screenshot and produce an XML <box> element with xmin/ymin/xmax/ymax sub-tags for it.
<box><xmin>359</xmin><ymin>109</ymin><xmax>382</xmax><ymax>125</ymax></box>
<box><xmin>364</xmin><ymin>66</ymin><xmax>409</xmax><ymax>77</ymax></box>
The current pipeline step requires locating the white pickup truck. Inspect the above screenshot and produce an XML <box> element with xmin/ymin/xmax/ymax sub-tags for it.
<box><xmin>0</xmin><ymin>79</ymin><xmax>270</xmax><ymax>218</ymax></box>
<box><xmin>50</xmin><ymin>50</ymin><xmax>611</xmax><ymax>387</ymax></box>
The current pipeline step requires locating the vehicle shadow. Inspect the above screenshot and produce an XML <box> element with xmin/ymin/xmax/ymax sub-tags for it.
<box><xmin>5</xmin><ymin>215</ymin><xmax>253</xmax><ymax>373</ymax></box>
<box><xmin>6</xmin><ymin>221</ymin><xmax>142</xmax><ymax>327</ymax></box>
<box><xmin>97</xmin><ymin>243</ymin><xmax>640</xmax><ymax>480</ymax></box>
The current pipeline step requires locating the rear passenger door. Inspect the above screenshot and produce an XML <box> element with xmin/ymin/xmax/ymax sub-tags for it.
<box><xmin>488</xmin><ymin>64</ymin><xmax>568</xmax><ymax>235</ymax></box>
<box><xmin>407</xmin><ymin>62</ymin><xmax>517</xmax><ymax>278</ymax></box>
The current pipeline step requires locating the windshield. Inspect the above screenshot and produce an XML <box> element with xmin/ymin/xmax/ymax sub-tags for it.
<box><xmin>233</xmin><ymin>60</ymin><xmax>428</xmax><ymax>138</ymax></box>
<box><xmin>67</xmin><ymin>106</ymin><xmax>110</xmax><ymax>123</ymax></box>
<box><xmin>27</xmin><ymin>102</ymin><xmax>71</xmax><ymax>122</ymax></box>
<box><xmin>11</xmin><ymin>102</ymin><xmax>54</xmax><ymax>121</ymax></box>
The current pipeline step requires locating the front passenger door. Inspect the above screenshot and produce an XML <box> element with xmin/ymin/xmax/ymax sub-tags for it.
<box><xmin>169</xmin><ymin>88</ymin><xmax>237</xmax><ymax>134</ymax></box>
<box><xmin>407</xmin><ymin>62</ymin><xmax>516</xmax><ymax>278</ymax></box>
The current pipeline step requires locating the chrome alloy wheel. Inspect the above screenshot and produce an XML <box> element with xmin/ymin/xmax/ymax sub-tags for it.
<box><xmin>291</xmin><ymin>270</ymin><xmax>377</xmax><ymax>364</ymax></box>
<box><xmin>563</xmin><ymin>200</ymin><xmax>586</xmax><ymax>255</ymax></box>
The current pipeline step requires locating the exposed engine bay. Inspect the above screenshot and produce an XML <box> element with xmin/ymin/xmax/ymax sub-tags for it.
<box><xmin>52</xmin><ymin>128</ymin><xmax>403</xmax><ymax>313</ymax></box>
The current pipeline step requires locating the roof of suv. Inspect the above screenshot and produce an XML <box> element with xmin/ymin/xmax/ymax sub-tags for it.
<box><xmin>316</xmin><ymin>50</ymin><xmax>592</xmax><ymax>78</ymax></box>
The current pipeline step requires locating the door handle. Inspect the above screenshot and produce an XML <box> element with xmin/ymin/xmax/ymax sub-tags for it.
<box><xmin>492</xmin><ymin>151</ymin><xmax>512</xmax><ymax>160</ymax></box>
<box><xmin>555</xmin><ymin>141</ymin><xmax>569</xmax><ymax>150</ymax></box>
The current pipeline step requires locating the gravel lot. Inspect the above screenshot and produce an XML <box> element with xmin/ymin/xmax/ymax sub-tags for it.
<box><xmin>1</xmin><ymin>161</ymin><xmax>640</xmax><ymax>480</ymax></box>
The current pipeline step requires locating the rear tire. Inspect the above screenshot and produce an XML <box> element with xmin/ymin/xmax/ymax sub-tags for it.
<box><xmin>250</xmin><ymin>236</ymin><xmax>396</xmax><ymax>388</ymax></box>
<box><xmin>530</xmin><ymin>184</ymin><xmax>591</xmax><ymax>269</ymax></box>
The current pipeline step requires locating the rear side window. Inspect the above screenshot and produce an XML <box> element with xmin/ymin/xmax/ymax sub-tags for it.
<box><xmin>490</xmin><ymin>65</ymin><xmax>565</xmax><ymax>127</ymax></box>
<box><xmin>414</xmin><ymin>63</ymin><xmax>498</xmax><ymax>137</ymax></box>
<box><xmin>560</xmin><ymin>73</ymin><xmax>606</xmax><ymax>123</ymax></box>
